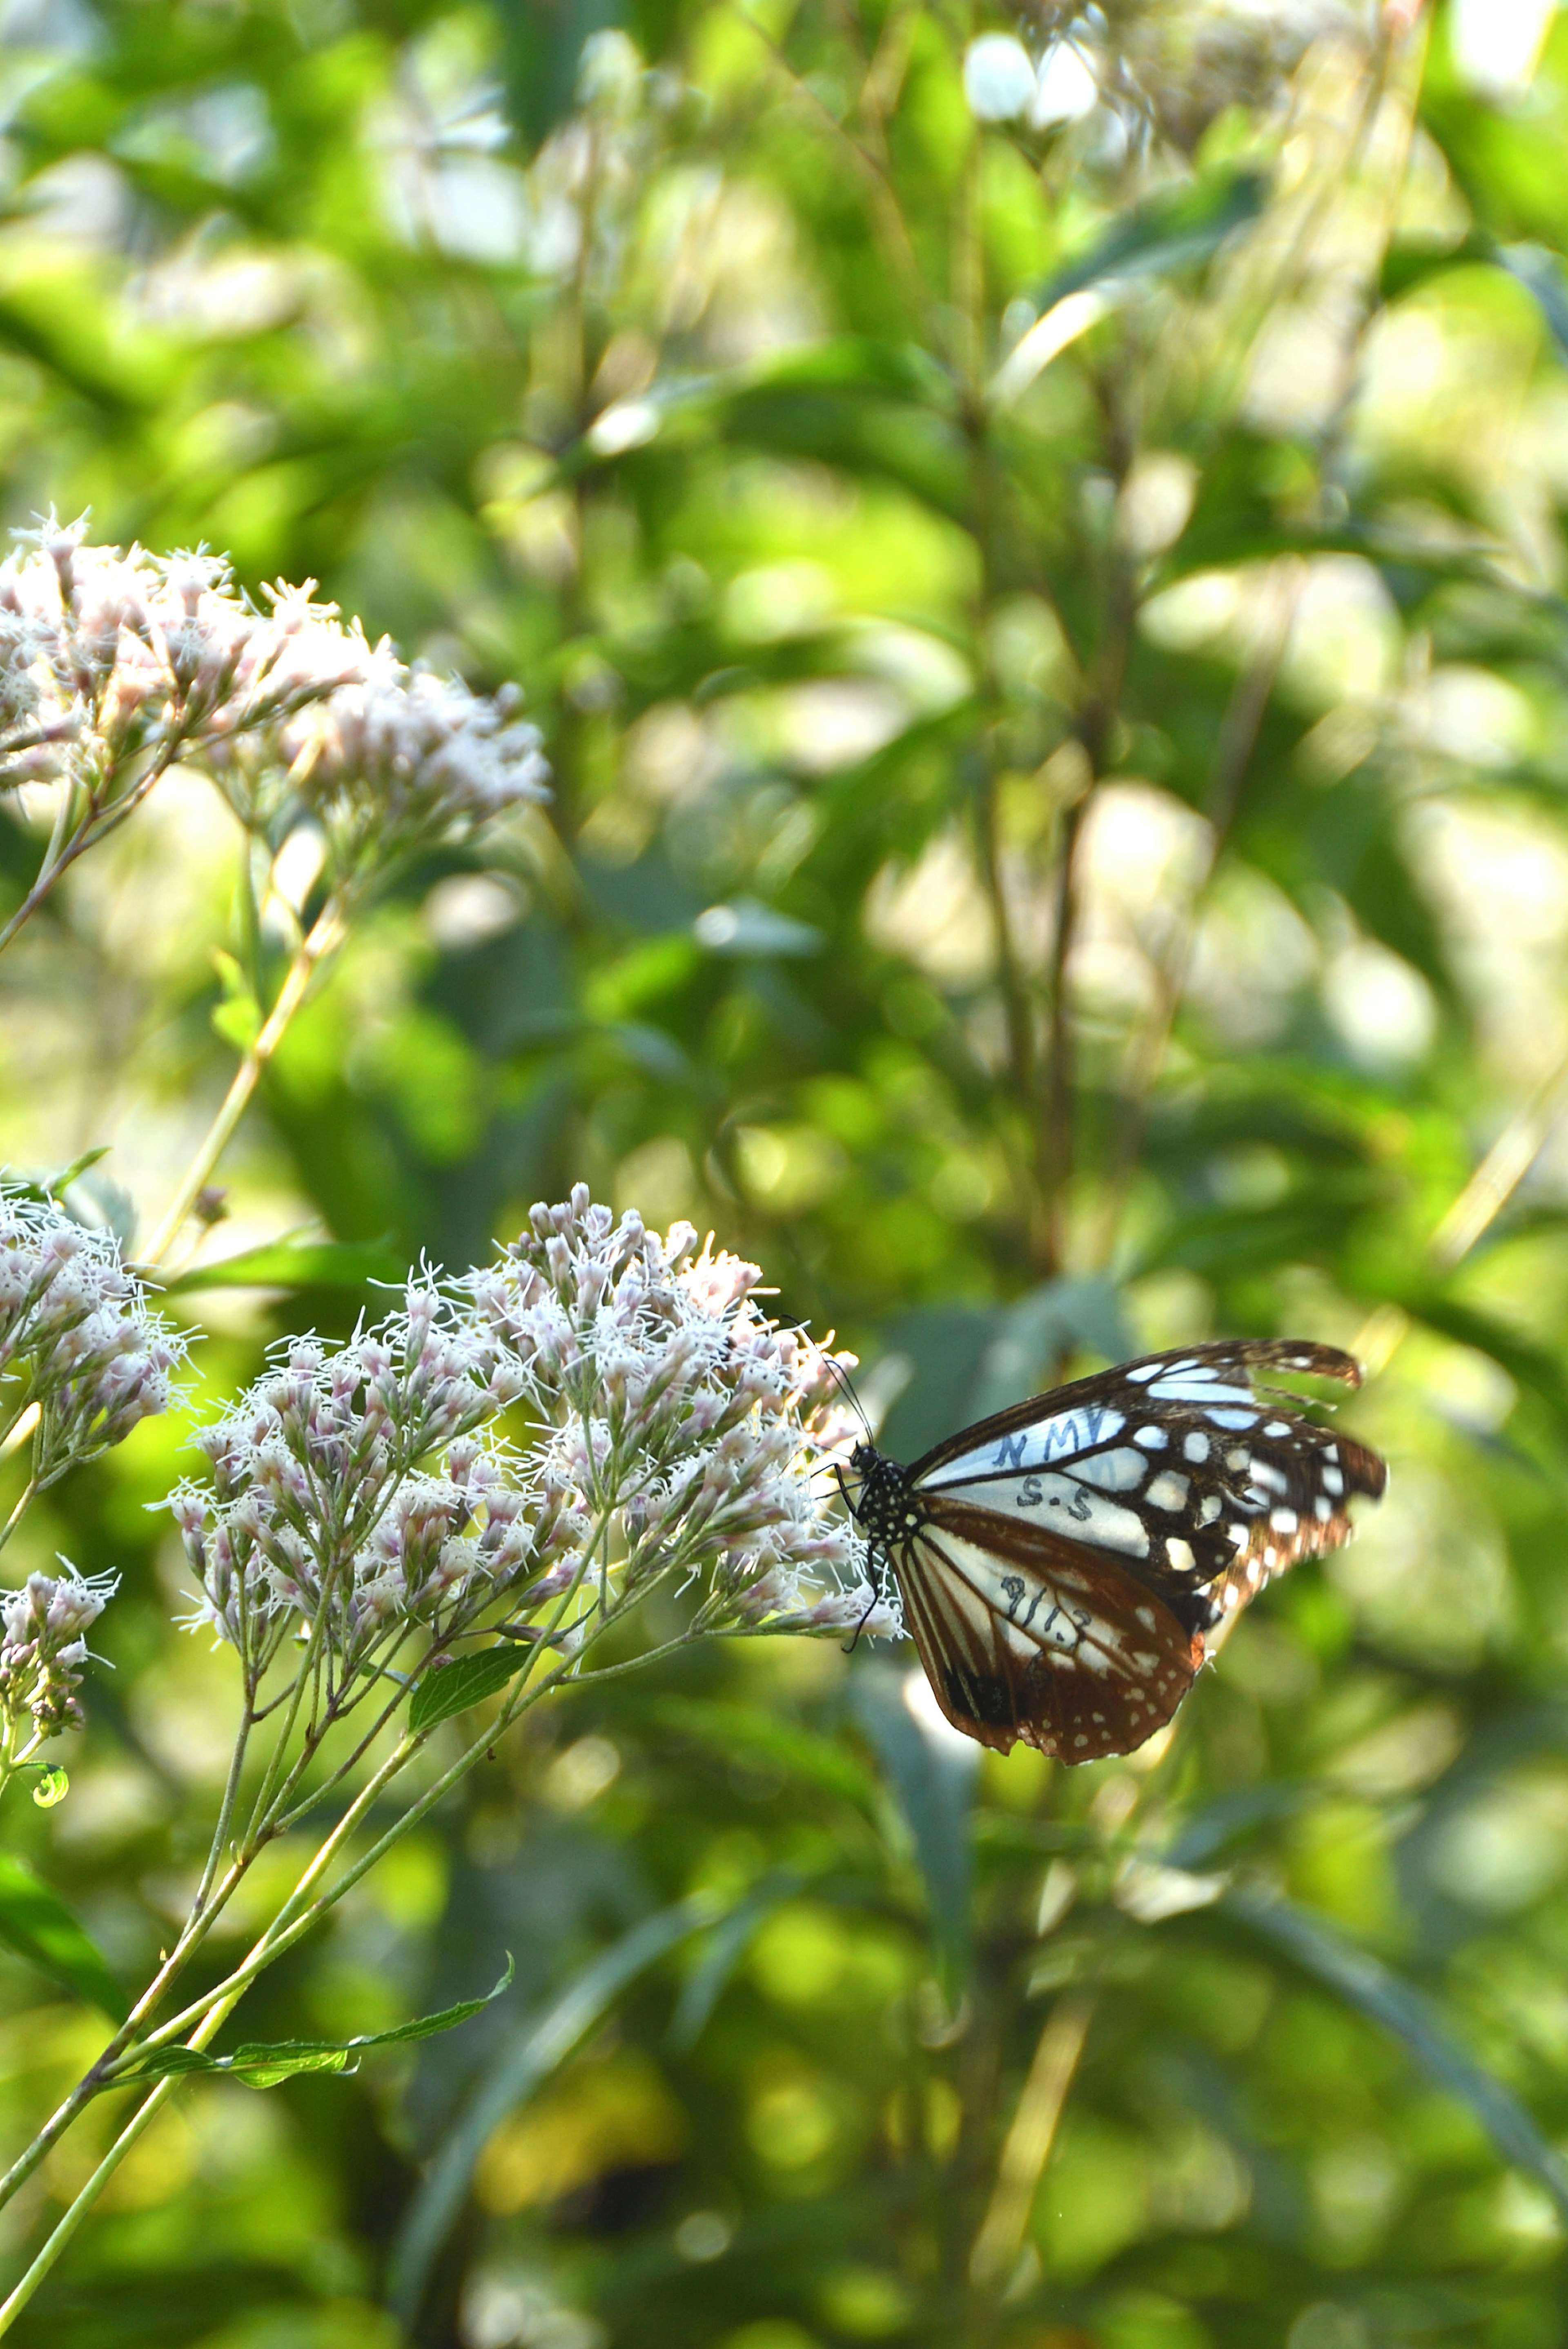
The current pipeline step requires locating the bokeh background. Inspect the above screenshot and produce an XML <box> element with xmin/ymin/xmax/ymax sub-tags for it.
<box><xmin>5</xmin><ymin>0</ymin><xmax>1568</xmax><ymax>2344</ymax></box>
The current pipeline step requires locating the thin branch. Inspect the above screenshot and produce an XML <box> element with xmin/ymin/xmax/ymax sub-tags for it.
<box><xmin>968</xmin><ymin>1989</ymin><xmax>1098</xmax><ymax>2291</ymax></box>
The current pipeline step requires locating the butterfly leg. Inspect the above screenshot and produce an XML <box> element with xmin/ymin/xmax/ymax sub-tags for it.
<box><xmin>842</xmin><ymin>1547</ymin><xmax>888</xmax><ymax>1656</ymax></box>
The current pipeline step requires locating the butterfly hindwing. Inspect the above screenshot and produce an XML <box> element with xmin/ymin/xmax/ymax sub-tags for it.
<box><xmin>895</xmin><ymin>1506</ymin><xmax>1201</xmax><ymax>1759</ymax></box>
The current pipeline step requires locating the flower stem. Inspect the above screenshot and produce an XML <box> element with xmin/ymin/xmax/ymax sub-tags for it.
<box><xmin>138</xmin><ymin>896</ymin><xmax>347</xmax><ymax>1268</ymax></box>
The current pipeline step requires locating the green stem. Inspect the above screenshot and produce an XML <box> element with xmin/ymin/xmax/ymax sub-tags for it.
<box><xmin>138</xmin><ymin>895</ymin><xmax>348</xmax><ymax>1268</ymax></box>
<box><xmin>0</xmin><ymin>1475</ymin><xmax>38</xmax><ymax>1556</ymax></box>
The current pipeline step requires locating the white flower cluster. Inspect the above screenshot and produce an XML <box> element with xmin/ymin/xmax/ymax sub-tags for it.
<box><xmin>0</xmin><ymin>1185</ymin><xmax>185</xmax><ymax>1486</ymax></box>
<box><xmin>170</xmin><ymin>1189</ymin><xmax>895</xmax><ymax>1700</ymax></box>
<box><xmin>0</xmin><ymin>1569</ymin><xmax>116</xmax><ymax>1742</ymax></box>
<box><xmin>0</xmin><ymin>513</ymin><xmax>550</xmax><ymax>923</ymax></box>
<box><xmin>0</xmin><ymin>514</ymin><xmax>372</xmax><ymax>802</ymax></box>
<box><xmin>467</xmin><ymin>1187</ymin><xmax>895</xmax><ymax>1641</ymax></box>
<box><xmin>276</xmin><ymin>665</ymin><xmax>551</xmax><ymax>875</ymax></box>
<box><xmin>169</xmin><ymin>1282</ymin><xmax>531</xmax><ymax>1677</ymax></box>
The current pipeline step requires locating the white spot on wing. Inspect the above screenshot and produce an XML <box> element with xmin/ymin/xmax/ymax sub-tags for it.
<box><xmin>1183</xmin><ymin>1431</ymin><xmax>1210</xmax><ymax>1463</ymax></box>
<box><xmin>1146</xmin><ymin>1470</ymin><xmax>1190</xmax><ymax>1512</ymax></box>
<box><xmin>1071</xmin><ymin>1448</ymin><xmax>1149</xmax><ymax>1493</ymax></box>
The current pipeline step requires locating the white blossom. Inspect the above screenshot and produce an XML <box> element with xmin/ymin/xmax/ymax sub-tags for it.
<box><xmin>0</xmin><ymin>1567</ymin><xmax>117</xmax><ymax>1741</ymax></box>
<box><xmin>466</xmin><ymin>1185</ymin><xmax>893</xmax><ymax>1640</ymax></box>
<box><xmin>0</xmin><ymin>1184</ymin><xmax>186</xmax><ymax>1485</ymax></box>
<box><xmin>0</xmin><ymin>513</ymin><xmax>550</xmax><ymax>937</ymax></box>
<box><xmin>0</xmin><ymin>514</ymin><xmax>375</xmax><ymax>801</ymax></box>
<box><xmin>170</xmin><ymin>1279</ymin><xmax>528</xmax><ymax>1672</ymax></box>
<box><xmin>170</xmin><ymin>1189</ymin><xmax>895</xmax><ymax>1709</ymax></box>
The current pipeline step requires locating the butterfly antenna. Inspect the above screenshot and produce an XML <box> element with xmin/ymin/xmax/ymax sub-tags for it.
<box><xmin>819</xmin><ymin>1347</ymin><xmax>873</xmax><ymax>1442</ymax></box>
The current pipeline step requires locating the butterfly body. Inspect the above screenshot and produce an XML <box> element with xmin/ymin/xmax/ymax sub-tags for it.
<box><xmin>847</xmin><ymin>1340</ymin><xmax>1386</xmax><ymax>1761</ymax></box>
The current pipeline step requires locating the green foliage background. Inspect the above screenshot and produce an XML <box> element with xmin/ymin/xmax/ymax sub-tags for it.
<box><xmin>5</xmin><ymin>1</ymin><xmax>1568</xmax><ymax>2344</ymax></box>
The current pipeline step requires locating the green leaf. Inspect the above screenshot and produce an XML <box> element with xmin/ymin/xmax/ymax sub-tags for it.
<box><xmin>211</xmin><ymin>951</ymin><xmax>263</xmax><ymax>1051</ymax></box>
<box><xmin>666</xmin><ymin>1871</ymin><xmax>804</xmax><ymax>2051</ymax></box>
<box><xmin>1389</xmin><ymin>1290</ymin><xmax>1568</xmax><ymax>1434</ymax></box>
<box><xmin>408</xmin><ymin>1643</ymin><xmax>532</xmax><ymax>1734</ymax></box>
<box><xmin>1379</xmin><ymin>233</ymin><xmax>1568</xmax><ymax>368</ymax></box>
<box><xmin>157</xmin><ymin>1236</ymin><xmax>406</xmax><ymax>1295</ymax></box>
<box><xmin>0</xmin><ymin>1149</ymin><xmax>112</xmax><ymax>1209</ymax></box>
<box><xmin>852</xmin><ymin>1663</ymin><xmax>974</xmax><ymax>1991</ymax></box>
<box><xmin>0</xmin><ymin>1852</ymin><xmax>126</xmax><ymax>2019</ymax></box>
<box><xmin>31</xmin><ymin>1766</ymin><xmax>69</xmax><ymax>1810</ymax></box>
<box><xmin>1033</xmin><ymin>165</ymin><xmax>1269</xmax><ymax>310</ymax></box>
<box><xmin>116</xmin><ymin>1957</ymin><xmax>515</xmax><ymax>2088</ymax></box>
<box><xmin>1224</xmin><ymin>1888</ymin><xmax>1568</xmax><ymax>2223</ymax></box>
<box><xmin>387</xmin><ymin>1898</ymin><xmax>716</xmax><ymax>2326</ymax></box>
<box><xmin>966</xmin><ymin>1276</ymin><xmax>1131</xmax><ymax>1422</ymax></box>
<box><xmin>1497</xmin><ymin>241</ymin><xmax>1568</xmax><ymax>365</ymax></box>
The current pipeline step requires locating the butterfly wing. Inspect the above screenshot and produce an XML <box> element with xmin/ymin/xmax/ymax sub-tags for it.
<box><xmin>908</xmin><ymin>1339</ymin><xmax>1385</xmax><ymax>1639</ymax></box>
<box><xmin>874</xmin><ymin>1340</ymin><xmax>1386</xmax><ymax>1759</ymax></box>
<box><xmin>893</xmin><ymin>1503</ymin><xmax>1202</xmax><ymax>1759</ymax></box>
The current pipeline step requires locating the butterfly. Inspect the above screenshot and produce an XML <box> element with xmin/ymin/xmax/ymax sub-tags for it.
<box><xmin>844</xmin><ymin>1340</ymin><xmax>1386</xmax><ymax>1761</ymax></box>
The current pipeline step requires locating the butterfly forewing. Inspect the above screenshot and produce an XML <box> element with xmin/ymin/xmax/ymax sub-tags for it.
<box><xmin>909</xmin><ymin>1340</ymin><xmax>1385</xmax><ymax>1633</ymax></box>
<box><xmin>858</xmin><ymin>1339</ymin><xmax>1387</xmax><ymax>1760</ymax></box>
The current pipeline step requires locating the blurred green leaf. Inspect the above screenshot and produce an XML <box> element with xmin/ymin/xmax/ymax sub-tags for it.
<box><xmin>0</xmin><ymin>1853</ymin><xmax>125</xmax><ymax>2020</ymax></box>
<box><xmin>1034</xmin><ymin>164</ymin><xmax>1270</xmax><ymax>309</ymax></box>
<box><xmin>851</xmin><ymin>1663</ymin><xmax>973</xmax><ymax>1991</ymax></box>
<box><xmin>156</xmin><ymin>1237</ymin><xmax>405</xmax><ymax>1294</ymax></box>
<box><xmin>652</xmin><ymin>1698</ymin><xmax>882</xmax><ymax>1813</ymax></box>
<box><xmin>1224</xmin><ymin>1888</ymin><xmax>1568</xmax><ymax>2223</ymax></box>
<box><xmin>667</xmin><ymin>1866</ymin><xmax>813</xmax><ymax>2051</ymax></box>
<box><xmin>387</xmin><ymin>1899</ymin><xmax>715</xmax><ymax>2325</ymax></box>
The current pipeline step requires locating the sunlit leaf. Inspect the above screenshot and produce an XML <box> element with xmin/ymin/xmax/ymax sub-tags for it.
<box><xmin>114</xmin><ymin>1958</ymin><xmax>514</xmax><ymax>2089</ymax></box>
<box><xmin>1033</xmin><ymin>165</ymin><xmax>1269</xmax><ymax>309</ymax></box>
<box><xmin>157</xmin><ymin>1237</ymin><xmax>405</xmax><ymax>1294</ymax></box>
<box><xmin>409</xmin><ymin>1645</ymin><xmax>532</xmax><ymax>1734</ymax></box>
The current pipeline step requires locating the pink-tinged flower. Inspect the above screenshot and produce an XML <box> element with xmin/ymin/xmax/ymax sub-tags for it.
<box><xmin>0</xmin><ymin>1566</ymin><xmax>118</xmax><ymax>1741</ymax></box>
<box><xmin>0</xmin><ymin>1183</ymin><xmax>186</xmax><ymax>1487</ymax></box>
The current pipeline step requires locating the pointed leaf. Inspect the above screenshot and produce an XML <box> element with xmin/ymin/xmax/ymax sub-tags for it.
<box><xmin>116</xmin><ymin>1957</ymin><xmax>514</xmax><ymax>2088</ymax></box>
<box><xmin>409</xmin><ymin>1644</ymin><xmax>532</xmax><ymax>1734</ymax></box>
<box><xmin>852</xmin><ymin>1663</ymin><xmax>975</xmax><ymax>1989</ymax></box>
<box><xmin>668</xmin><ymin>1868</ymin><xmax>810</xmax><ymax>2051</ymax></box>
<box><xmin>0</xmin><ymin>1852</ymin><xmax>126</xmax><ymax>2020</ymax></box>
<box><xmin>1033</xmin><ymin>165</ymin><xmax>1269</xmax><ymax>311</ymax></box>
